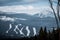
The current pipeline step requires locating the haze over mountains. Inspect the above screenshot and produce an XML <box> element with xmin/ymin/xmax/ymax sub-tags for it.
<box><xmin>0</xmin><ymin>0</ymin><xmax>59</xmax><ymax>38</ymax></box>
<box><xmin>0</xmin><ymin>10</ymin><xmax>54</xmax><ymax>17</ymax></box>
<box><xmin>0</xmin><ymin>11</ymin><xmax>57</xmax><ymax>28</ymax></box>
<box><xmin>0</xmin><ymin>11</ymin><xmax>57</xmax><ymax>37</ymax></box>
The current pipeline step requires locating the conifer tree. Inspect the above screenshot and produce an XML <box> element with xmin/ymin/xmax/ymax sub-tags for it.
<box><xmin>39</xmin><ymin>27</ymin><xmax>44</xmax><ymax>40</ymax></box>
<box><xmin>44</xmin><ymin>27</ymin><xmax>47</xmax><ymax>40</ymax></box>
<box><xmin>52</xmin><ymin>27</ymin><xmax>55</xmax><ymax>40</ymax></box>
<box><xmin>48</xmin><ymin>30</ymin><xmax>51</xmax><ymax>40</ymax></box>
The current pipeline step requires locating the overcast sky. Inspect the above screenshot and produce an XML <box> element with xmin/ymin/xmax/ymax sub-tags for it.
<box><xmin>0</xmin><ymin>0</ymin><xmax>56</xmax><ymax>15</ymax></box>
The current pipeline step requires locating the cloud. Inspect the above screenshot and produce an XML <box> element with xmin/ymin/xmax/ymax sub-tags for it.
<box><xmin>0</xmin><ymin>5</ymin><xmax>52</xmax><ymax>15</ymax></box>
<box><xmin>23</xmin><ymin>0</ymin><xmax>40</xmax><ymax>3</ymax></box>
<box><xmin>15</xmin><ymin>18</ymin><xmax>27</xmax><ymax>21</ymax></box>
<box><xmin>0</xmin><ymin>5</ymin><xmax>36</xmax><ymax>15</ymax></box>
<box><xmin>0</xmin><ymin>0</ymin><xmax>22</xmax><ymax>5</ymax></box>
<box><xmin>0</xmin><ymin>16</ymin><xmax>27</xmax><ymax>22</ymax></box>
<box><xmin>0</xmin><ymin>0</ymin><xmax>40</xmax><ymax>6</ymax></box>
<box><xmin>0</xmin><ymin>16</ymin><xmax>15</xmax><ymax>22</ymax></box>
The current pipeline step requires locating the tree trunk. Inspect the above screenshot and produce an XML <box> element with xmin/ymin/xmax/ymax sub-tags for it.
<box><xmin>49</xmin><ymin>0</ymin><xmax>59</xmax><ymax>28</ymax></box>
<box><xmin>57</xmin><ymin>0</ymin><xmax>60</xmax><ymax>21</ymax></box>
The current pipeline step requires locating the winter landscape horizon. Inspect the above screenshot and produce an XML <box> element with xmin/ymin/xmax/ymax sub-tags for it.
<box><xmin>0</xmin><ymin>0</ymin><xmax>60</xmax><ymax>39</ymax></box>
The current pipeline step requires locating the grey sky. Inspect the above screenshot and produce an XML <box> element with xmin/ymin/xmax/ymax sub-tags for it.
<box><xmin>0</xmin><ymin>0</ymin><xmax>57</xmax><ymax>15</ymax></box>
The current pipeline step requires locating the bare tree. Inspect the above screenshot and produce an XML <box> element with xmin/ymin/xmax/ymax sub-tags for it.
<box><xmin>48</xmin><ymin>0</ymin><xmax>60</xmax><ymax>28</ymax></box>
<box><xmin>57</xmin><ymin>0</ymin><xmax>60</xmax><ymax>21</ymax></box>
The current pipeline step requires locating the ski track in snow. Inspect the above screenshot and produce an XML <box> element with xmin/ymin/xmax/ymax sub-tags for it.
<box><xmin>6</xmin><ymin>24</ymin><xmax>12</xmax><ymax>33</ymax></box>
<box><xmin>26</xmin><ymin>26</ymin><xmax>30</xmax><ymax>36</ymax></box>
<box><xmin>33</xmin><ymin>27</ymin><xmax>36</xmax><ymax>36</ymax></box>
<box><xmin>6</xmin><ymin>24</ymin><xmax>36</xmax><ymax>36</ymax></box>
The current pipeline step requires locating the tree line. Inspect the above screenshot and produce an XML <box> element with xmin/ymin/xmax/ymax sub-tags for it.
<box><xmin>0</xmin><ymin>27</ymin><xmax>60</xmax><ymax>40</ymax></box>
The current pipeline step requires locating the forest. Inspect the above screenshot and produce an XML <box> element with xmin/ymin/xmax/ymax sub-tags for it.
<box><xmin>0</xmin><ymin>27</ymin><xmax>60</xmax><ymax>40</ymax></box>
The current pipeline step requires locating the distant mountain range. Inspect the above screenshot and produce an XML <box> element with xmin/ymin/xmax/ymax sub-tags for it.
<box><xmin>0</xmin><ymin>11</ymin><xmax>57</xmax><ymax>37</ymax></box>
<box><xmin>33</xmin><ymin>11</ymin><xmax>54</xmax><ymax>18</ymax></box>
<box><xmin>0</xmin><ymin>11</ymin><xmax>54</xmax><ymax>18</ymax></box>
<box><xmin>0</xmin><ymin>11</ymin><xmax>56</xmax><ymax>28</ymax></box>
<box><xmin>0</xmin><ymin>11</ymin><xmax>55</xmax><ymax>23</ymax></box>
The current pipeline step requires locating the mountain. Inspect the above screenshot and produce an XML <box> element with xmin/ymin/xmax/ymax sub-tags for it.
<box><xmin>0</xmin><ymin>11</ymin><xmax>57</xmax><ymax>37</ymax></box>
<box><xmin>0</xmin><ymin>11</ymin><xmax>55</xmax><ymax>21</ymax></box>
<box><xmin>33</xmin><ymin>10</ymin><xmax>54</xmax><ymax>18</ymax></box>
<box><xmin>0</xmin><ymin>11</ymin><xmax>56</xmax><ymax>27</ymax></box>
<box><xmin>0</xmin><ymin>11</ymin><xmax>54</xmax><ymax>18</ymax></box>
<box><xmin>33</xmin><ymin>13</ymin><xmax>45</xmax><ymax>18</ymax></box>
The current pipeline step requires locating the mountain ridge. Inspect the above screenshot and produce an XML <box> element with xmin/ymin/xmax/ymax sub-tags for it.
<box><xmin>0</xmin><ymin>11</ymin><xmax>54</xmax><ymax>18</ymax></box>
